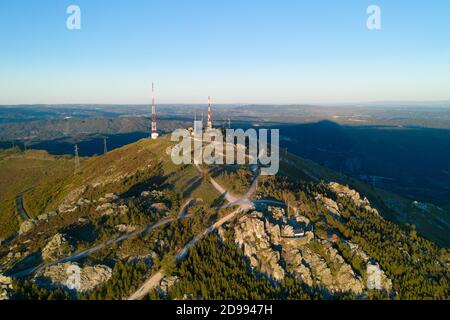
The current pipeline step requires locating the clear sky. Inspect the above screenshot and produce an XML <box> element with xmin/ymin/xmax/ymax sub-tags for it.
<box><xmin>0</xmin><ymin>0</ymin><xmax>449</xmax><ymax>104</ymax></box>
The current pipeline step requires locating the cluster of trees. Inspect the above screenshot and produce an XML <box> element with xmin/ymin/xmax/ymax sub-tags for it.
<box><xmin>214</xmin><ymin>167</ymin><xmax>253</xmax><ymax>195</ymax></box>
<box><xmin>11</xmin><ymin>279</ymin><xmax>71</xmax><ymax>300</ymax></box>
<box><xmin>151</xmin><ymin>235</ymin><xmax>312</xmax><ymax>300</ymax></box>
<box><xmin>81</xmin><ymin>261</ymin><xmax>148</xmax><ymax>300</ymax></box>
<box><xmin>10</xmin><ymin>164</ymin><xmax>449</xmax><ymax>301</ymax></box>
<box><xmin>327</xmin><ymin>198</ymin><xmax>449</xmax><ymax>299</ymax></box>
<box><xmin>243</xmin><ymin>174</ymin><xmax>449</xmax><ymax>299</ymax></box>
<box><xmin>11</xmin><ymin>261</ymin><xmax>149</xmax><ymax>300</ymax></box>
<box><xmin>148</xmin><ymin>204</ymin><xmax>220</xmax><ymax>258</ymax></box>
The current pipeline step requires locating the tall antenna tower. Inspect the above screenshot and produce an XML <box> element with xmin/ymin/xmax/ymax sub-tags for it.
<box><xmin>74</xmin><ymin>144</ymin><xmax>80</xmax><ymax>172</ymax></box>
<box><xmin>103</xmin><ymin>138</ymin><xmax>108</xmax><ymax>155</ymax></box>
<box><xmin>207</xmin><ymin>96</ymin><xmax>213</xmax><ymax>130</ymax></box>
<box><xmin>151</xmin><ymin>82</ymin><xmax>159</xmax><ymax>139</ymax></box>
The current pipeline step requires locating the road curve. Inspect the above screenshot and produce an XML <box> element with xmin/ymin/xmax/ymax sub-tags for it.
<box><xmin>16</xmin><ymin>193</ymin><xmax>30</xmax><ymax>221</ymax></box>
<box><xmin>128</xmin><ymin>207</ymin><xmax>241</xmax><ymax>300</ymax></box>
<box><xmin>129</xmin><ymin>162</ymin><xmax>259</xmax><ymax>300</ymax></box>
<box><xmin>13</xmin><ymin>210</ymin><xmax>193</xmax><ymax>278</ymax></box>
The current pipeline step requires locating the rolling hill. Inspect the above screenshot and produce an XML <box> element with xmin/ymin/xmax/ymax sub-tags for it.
<box><xmin>0</xmin><ymin>135</ymin><xmax>448</xmax><ymax>300</ymax></box>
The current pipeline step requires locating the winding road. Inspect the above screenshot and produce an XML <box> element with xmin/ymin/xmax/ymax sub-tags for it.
<box><xmin>16</xmin><ymin>193</ymin><xmax>30</xmax><ymax>221</ymax></box>
<box><xmin>128</xmin><ymin>207</ymin><xmax>242</xmax><ymax>300</ymax></box>
<box><xmin>13</xmin><ymin>137</ymin><xmax>285</xmax><ymax>301</ymax></box>
<box><xmin>128</xmin><ymin>161</ymin><xmax>261</xmax><ymax>300</ymax></box>
<box><xmin>13</xmin><ymin>198</ymin><xmax>196</xmax><ymax>279</ymax></box>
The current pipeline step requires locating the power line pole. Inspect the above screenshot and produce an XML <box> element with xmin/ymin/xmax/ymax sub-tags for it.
<box><xmin>103</xmin><ymin>138</ymin><xmax>108</xmax><ymax>155</ymax></box>
<box><xmin>207</xmin><ymin>96</ymin><xmax>213</xmax><ymax>130</ymax></box>
<box><xmin>151</xmin><ymin>82</ymin><xmax>159</xmax><ymax>139</ymax></box>
<box><xmin>74</xmin><ymin>144</ymin><xmax>80</xmax><ymax>173</ymax></box>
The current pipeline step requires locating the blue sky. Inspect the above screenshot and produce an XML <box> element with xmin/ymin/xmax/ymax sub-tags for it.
<box><xmin>0</xmin><ymin>0</ymin><xmax>449</xmax><ymax>104</ymax></box>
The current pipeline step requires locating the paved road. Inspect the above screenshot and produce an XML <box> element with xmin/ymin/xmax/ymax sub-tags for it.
<box><xmin>219</xmin><ymin>168</ymin><xmax>259</xmax><ymax>211</ymax></box>
<box><xmin>178</xmin><ymin>198</ymin><xmax>195</xmax><ymax>218</ymax></box>
<box><xmin>128</xmin><ymin>207</ymin><xmax>242</xmax><ymax>300</ymax></box>
<box><xmin>13</xmin><ymin>203</ymin><xmax>194</xmax><ymax>278</ymax></box>
<box><xmin>16</xmin><ymin>193</ymin><xmax>30</xmax><ymax>221</ymax></box>
<box><xmin>129</xmin><ymin>163</ymin><xmax>260</xmax><ymax>300</ymax></box>
<box><xmin>195</xmin><ymin>163</ymin><xmax>257</xmax><ymax>208</ymax></box>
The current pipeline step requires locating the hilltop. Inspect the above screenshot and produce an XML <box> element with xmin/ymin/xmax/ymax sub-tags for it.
<box><xmin>0</xmin><ymin>136</ymin><xmax>448</xmax><ymax>300</ymax></box>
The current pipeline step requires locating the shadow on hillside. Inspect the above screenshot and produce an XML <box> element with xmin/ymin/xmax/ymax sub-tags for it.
<box><xmin>264</xmin><ymin>120</ymin><xmax>450</xmax><ymax>206</ymax></box>
<box><xmin>182</xmin><ymin>176</ymin><xmax>203</xmax><ymax>199</ymax></box>
<box><xmin>25</xmin><ymin>132</ymin><xmax>150</xmax><ymax>157</ymax></box>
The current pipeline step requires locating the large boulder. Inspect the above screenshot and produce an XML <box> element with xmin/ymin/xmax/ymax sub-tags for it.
<box><xmin>329</xmin><ymin>182</ymin><xmax>379</xmax><ymax>216</ymax></box>
<box><xmin>34</xmin><ymin>262</ymin><xmax>112</xmax><ymax>293</ymax></box>
<box><xmin>0</xmin><ymin>274</ymin><xmax>13</xmax><ymax>300</ymax></box>
<box><xmin>151</xmin><ymin>203</ymin><xmax>168</xmax><ymax>212</ymax></box>
<box><xmin>19</xmin><ymin>220</ymin><xmax>37</xmax><ymax>235</ymax></box>
<box><xmin>315</xmin><ymin>194</ymin><xmax>341</xmax><ymax>216</ymax></box>
<box><xmin>42</xmin><ymin>233</ymin><xmax>74</xmax><ymax>262</ymax></box>
<box><xmin>157</xmin><ymin>276</ymin><xmax>179</xmax><ymax>296</ymax></box>
<box><xmin>234</xmin><ymin>212</ymin><xmax>285</xmax><ymax>281</ymax></box>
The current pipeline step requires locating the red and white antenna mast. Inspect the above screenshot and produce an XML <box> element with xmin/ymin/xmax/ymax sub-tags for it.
<box><xmin>151</xmin><ymin>82</ymin><xmax>159</xmax><ymax>139</ymax></box>
<box><xmin>207</xmin><ymin>96</ymin><xmax>213</xmax><ymax>130</ymax></box>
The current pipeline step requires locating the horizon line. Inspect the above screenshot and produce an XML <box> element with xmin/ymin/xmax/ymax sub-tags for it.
<box><xmin>1</xmin><ymin>100</ymin><xmax>450</xmax><ymax>107</ymax></box>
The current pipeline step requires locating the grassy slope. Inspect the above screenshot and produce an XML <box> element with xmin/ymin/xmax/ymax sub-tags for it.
<box><xmin>5</xmin><ymin>133</ymin><xmax>446</xmax><ymax>247</ymax></box>
<box><xmin>64</xmin><ymin>136</ymin><xmax>219</xmax><ymax>205</ymax></box>
<box><xmin>25</xmin><ymin>136</ymin><xmax>179</xmax><ymax>212</ymax></box>
<box><xmin>0</xmin><ymin>149</ymin><xmax>74</xmax><ymax>239</ymax></box>
<box><xmin>0</xmin><ymin>136</ymin><xmax>221</xmax><ymax>239</ymax></box>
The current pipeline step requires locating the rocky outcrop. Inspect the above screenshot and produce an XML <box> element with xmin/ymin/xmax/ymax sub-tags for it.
<box><xmin>98</xmin><ymin>193</ymin><xmax>119</xmax><ymax>203</ymax></box>
<box><xmin>34</xmin><ymin>262</ymin><xmax>112</xmax><ymax>293</ymax></box>
<box><xmin>115</xmin><ymin>224</ymin><xmax>136</xmax><ymax>233</ymax></box>
<box><xmin>76</xmin><ymin>198</ymin><xmax>92</xmax><ymax>206</ymax></box>
<box><xmin>235</xmin><ymin>212</ymin><xmax>285</xmax><ymax>281</ymax></box>
<box><xmin>0</xmin><ymin>274</ymin><xmax>13</xmax><ymax>300</ymax></box>
<box><xmin>346</xmin><ymin>241</ymin><xmax>393</xmax><ymax>293</ymax></box>
<box><xmin>19</xmin><ymin>220</ymin><xmax>37</xmax><ymax>235</ymax></box>
<box><xmin>42</xmin><ymin>233</ymin><xmax>74</xmax><ymax>262</ymax></box>
<box><xmin>58</xmin><ymin>204</ymin><xmax>77</xmax><ymax>214</ymax></box>
<box><xmin>315</xmin><ymin>194</ymin><xmax>341</xmax><ymax>216</ymax></box>
<box><xmin>141</xmin><ymin>191</ymin><xmax>151</xmax><ymax>197</ymax></box>
<box><xmin>329</xmin><ymin>182</ymin><xmax>379</xmax><ymax>216</ymax></box>
<box><xmin>157</xmin><ymin>276</ymin><xmax>179</xmax><ymax>297</ymax></box>
<box><xmin>151</xmin><ymin>203</ymin><xmax>168</xmax><ymax>212</ymax></box>
<box><xmin>127</xmin><ymin>252</ymin><xmax>156</xmax><ymax>267</ymax></box>
<box><xmin>234</xmin><ymin>208</ymin><xmax>366</xmax><ymax>295</ymax></box>
<box><xmin>96</xmin><ymin>202</ymin><xmax>129</xmax><ymax>217</ymax></box>
<box><xmin>37</xmin><ymin>211</ymin><xmax>58</xmax><ymax>221</ymax></box>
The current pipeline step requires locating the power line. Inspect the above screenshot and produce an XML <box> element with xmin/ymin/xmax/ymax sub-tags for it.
<box><xmin>74</xmin><ymin>144</ymin><xmax>80</xmax><ymax>173</ymax></box>
<box><xmin>207</xmin><ymin>96</ymin><xmax>213</xmax><ymax>130</ymax></box>
<box><xmin>103</xmin><ymin>138</ymin><xmax>108</xmax><ymax>155</ymax></box>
